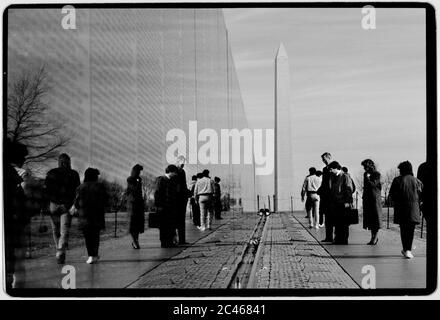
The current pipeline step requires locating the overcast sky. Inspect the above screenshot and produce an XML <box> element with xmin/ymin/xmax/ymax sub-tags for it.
<box><xmin>224</xmin><ymin>7</ymin><xmax>427</xmax><ymax>201</ymax></box>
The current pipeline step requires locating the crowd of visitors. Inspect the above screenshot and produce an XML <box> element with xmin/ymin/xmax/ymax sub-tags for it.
<box><xmin>301</xmin><ymin>152</ymin><xmax>428</xmax><ymax>259</ymax></box>
<box><xmin>4</xmin><ymin>137</ymin><xmax>432</xmax><ymax>289</ymax></box>
<box><xmin>5</xmin><ymin>137</ymin><xmax>226</xmax><ymax>290</ymax></box>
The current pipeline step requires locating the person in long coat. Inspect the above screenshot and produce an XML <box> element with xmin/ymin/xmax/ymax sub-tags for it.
<box><xmin>390</xmin><ymin>161</ymin><xmax>423</xmax><ymax>259</ymax></box>
<box><xmin>74</xmin><ymin>168</ymin><xmax>107</xmax><ymax>264</ymax></box>
<box><xmin>328</xmin><ymin>161</ymin><xmax>354</xmax><ymax>245</ymax></box>
<box><xmin>126</xmin><ymin>164</ymin><xmax>145</xmax><ymax>249</ymax></box>
<box><xmin>189</xmin><ymin>174</ymin><xmax>201</xmax><ymax>227</ymax></box>
<box><xmin>154</xmin><ymin>165</ymin><xmax>179</xmax><ymax>247</ymax></box>
<box><xmin>361</xmin><ymin>159</ymin><xmax>382</xmax><ymax>245</ymax></box>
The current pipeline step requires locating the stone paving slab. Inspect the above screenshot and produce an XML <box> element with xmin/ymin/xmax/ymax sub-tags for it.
<box><xmin>16</xmin><ymin>211</ymin><xmax>238</xmax><ymax>289</ymax></box>
<box><xmin>291</xmin><ymin>211</ymin><xmax>428</xmax><ymax>289</ymax></box>
<box><xmin>253</xmin><ymin>212</ymin><xmax>359</xmax><ymax>289</ymax></box>
<box><xmin>128</xmin><ymin>213</ymin><xmax>260</xmax><ymax>289</ymax></box>
<box><xmin>17</xmin><ymin>208</ymin><xmax>427</xmax><ymax>291</ymax></box>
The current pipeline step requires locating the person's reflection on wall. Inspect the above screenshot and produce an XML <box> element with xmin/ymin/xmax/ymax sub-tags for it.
<box><xmin>4</xmin><ymin>138</ymin><xmax>29</xmax><ymax>289</ymax></box>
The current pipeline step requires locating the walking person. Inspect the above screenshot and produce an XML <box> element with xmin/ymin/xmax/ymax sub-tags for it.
<box><xmin>126</xmin><ymin>164</ymin><xmax>145</xmax><ymax>249</ymax></box>
<box><xmin>4</xmin><ymin>139</ymin><xmax>29</xmax><ymax>289</ymax></box>
<box><xmin>328</xmin><ymin>161</ymin><xmax>354</xmax><ymax>244</ymax></box>
<box><xmin>361</xmin><ymin>159</ymin><xmax>382</xmax><ymax>245</ymax></box>
<box><xmin>154</xmin><ymin>165</ymin><xmax>179</xmax><ymax>248</ymax></box>
<box><xmin>73</xmin><ymin>168</ymin><xmax>108</xmax><ymax>264</ymax></box>
<box><xmin>390</xmin><ymin>161</ymin><xmax>423</xmax><ymax>259</ymax></box>
<box><xmin>189</xmin><ymin>174</ymin><xmax>201</xmax><ymax>227</ymax></box>
<box><xmin>318</xmin><ymin>152</ymin><xmax>334</xmax><ymax>242</ymax></box>
<box><xmin>194</xmin><ymin>169</ymin><xmax>215</xmax><ymax>231</ymax></box>
<box><xmin>45</xmin><ymin>153</ymin><xmax>80</xmax><ymax>264</ymax></box>
<box><xmin>213</xmin><ymin>177</ymin><xmax>222</xmax><ymax>220</ymax></box>
<box><xmin>175</xmin><ymin>156</ymin><xmax>189</xmax><ymax>245</ymax></box>
<box><xmin>301</xmin><ymin>167</ymin><xmax>322</xmax><ymax>228</ymax></box>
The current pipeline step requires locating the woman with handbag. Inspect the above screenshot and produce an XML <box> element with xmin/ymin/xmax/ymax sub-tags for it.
<box><xmin>361</xmin><ymin>159</ymin><xmax>382</xmax><ymax>245</ymax></box>
<box><xmin>126</xmin><ymin>164</ymin><xmax>145</xmax><ymax>249</ymax></box>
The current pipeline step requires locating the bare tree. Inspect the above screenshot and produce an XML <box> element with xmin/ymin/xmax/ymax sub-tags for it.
<box><xmin>382</xmin><ymin>168</ymin><xmax>399</xmax><ymax>197</ymax></box>
<box><xmin>100</xmin><ymin>178</ymin><xmax>125</xmax><ymax>212</ymax></box>
<box><xmin>141</xmin><ymin>172</ymin><xmax>158</xmax><ymax>209</ymax></box>
<box><xmin>7</xmin><ymin>66</ymin><xmax>69</xmax><ymax>166</ymax></box>
<box><xmin>353</xmin><ymin>170</ymin><xmax>364</xmax><ymax>194</ymax></box>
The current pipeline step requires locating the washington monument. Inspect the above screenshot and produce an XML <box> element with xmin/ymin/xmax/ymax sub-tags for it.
<box><xmin>274</xmin><ymin>43</ymin><xmax>293</xmax><ymax>212</ymax></box>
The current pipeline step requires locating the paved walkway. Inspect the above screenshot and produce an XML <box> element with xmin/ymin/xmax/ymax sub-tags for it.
<box><xmin>291</xmin><ymin>211</ymin><xmax>427</xmax><ymax>289</ymax></box>
<box><xmin>15</xmin><ymin>210</ymin><xmax>427</xmax><ymax>290</ymax></box>
<box><xmin>129</xmin><ymin>213</ymin><xmax>258</xmax><ymax>289</ymax></box>
<box><xmin>19</xmin><ymin>212</ymin><xmax>241</xmax><ymax>289</ymax></box>
<box><xmin>252</xmin><ymin>212</ymin><xmax>359</xmax><ymax>289</ymax></box>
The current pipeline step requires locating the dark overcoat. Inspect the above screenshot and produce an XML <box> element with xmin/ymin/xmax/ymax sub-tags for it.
<box><xmin>126</xmin><ymin>176</ymin><xmax>145</xmax><ymax>233</ymax></box>
<box><xmin>390</xmin><ymin>175</ymin><xmax>423</xmax><ymax>225</ymax></box>
<box><xmin>362</xmin><ymin>171</ymin><xmax>382</xmax><ymax>230</ymax></box>
<box><xmin>154</xmin><ymin>175</ymin><xmax>179</xmax><ymax>228</ymax></box>
<box><xmin>75</xmin><ymin>181</ymin><xmax>107</xmax><ymax>231</ymax></box>
<box><xmin>329</xmin><ymin>172</ymin><xmax>354</xmax><ymax>225</ymax></box>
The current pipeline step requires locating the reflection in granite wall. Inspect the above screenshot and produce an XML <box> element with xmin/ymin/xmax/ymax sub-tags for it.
<box><xmin>7</xmin><ymin>8</ymin><xmax>256</xmax><ymax>211</ymax></box>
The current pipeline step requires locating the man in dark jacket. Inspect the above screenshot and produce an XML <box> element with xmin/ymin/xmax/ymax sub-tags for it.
<box><xmin>155</xmin><ymin>165</ymin><xmax>179</xmax><ymax>248</ymax></box>
<box><xmin>45</xmin><ymin>153</ymin><xmax>80</xmax><ymax>264</ymax></box>
<box><xmin>328</xmin><ymin>161</ymin><xmax>354</xmax><ymax>244</ymax></box>
<box><xmin>175</xmin><ymin>156</ymin><xmax>189</xmax><ymax>245</ymax></box>
<box><xmin>318</xmin><ymin>152</ymin><xmax>333</xmax><ymax>242</ymax></box>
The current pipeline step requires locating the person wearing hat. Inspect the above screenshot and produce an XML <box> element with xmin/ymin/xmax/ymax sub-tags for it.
<box><xmin>126</xmin><ymin>164</ymin><xmax>145</xmax><ymax>249</ymax></box>
<box><xmin>328</xmin><ymin>161</ymin><xmax>354</xmax><ymax>244</ymax></box>
<box><xmin>154</xmin><ymin>164</ymin><xmax>180</xmax><ymax>247</ymax></box>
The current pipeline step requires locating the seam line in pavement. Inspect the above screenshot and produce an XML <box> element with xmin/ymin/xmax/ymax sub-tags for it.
<box><xmin>247</xmin><ymin>215</ymin><xmax>270</xmax><ymax>288</ymax></box>
<box><xmin>124</xmin><ymin>222</ymin><xmax>227</xmax><ymax>288</ymax></box>
<box><xmin>227</xmin><ymin>214</ymin><xmax>264</xmax><ymax>288</ymax></box>
<box><xmin>291</xmin><ymin>213</ymin><xmax>362</xmax><ymax>289</ymax></box>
